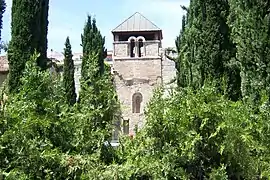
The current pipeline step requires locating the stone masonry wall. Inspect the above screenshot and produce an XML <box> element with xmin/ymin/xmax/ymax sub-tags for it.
<box><xmin>113</xmin><ymin>57</ymin><xmax>162</xmax><ymax>134</ymax></box>
<box><xmin>114</xmin><ymin>76</ymin><xmax>157</xmax><ymax>133</ymax></box>
<box><xmin>112</xmin><ymin>39</ymin><xmax>178</xmax><ymax>136</ymax></box>
<box><xmin>161</xmin><ymin>50</ymin><xmax>177</xmax><ymax>86</ymax></box>
<box><xmin>114</xmin><ymin>43</ymin><xmax>128</xmax><ymax>57</ymax></box>
<box><xmin>113</xmin><ymin>58</ymin><xmax>162</xmax><ymax>80</ymax></box>
<box><xmin>145</xmin><ymin>42</ymin><xmax>159</xmax><ymax>57</ymax></box>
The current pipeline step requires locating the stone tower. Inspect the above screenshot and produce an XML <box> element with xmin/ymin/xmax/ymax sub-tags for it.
<box><xmin>111</xmin><ymin>12</ymin><xmax>163</xmax><ymax>136</ymax></box>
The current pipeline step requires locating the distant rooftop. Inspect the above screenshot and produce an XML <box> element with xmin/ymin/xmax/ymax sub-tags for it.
<box><xmin>48</xmin><ymin>50</ymin><xmax>112</xmax><ymax>61</ymax></box>
<box><xmin>0</xmin><ymin>50</ymin><xmax>113</xmax><ymax>72</ymax></box>
<box><xmin>112</xmin><ymin>12</ymin><xmax>161</xmax><ymax>33</ymax></box>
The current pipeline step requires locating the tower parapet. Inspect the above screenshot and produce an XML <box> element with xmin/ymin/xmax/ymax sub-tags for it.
<box><xmin>112</xmin><ymin>12</ymin><xmax>162</xmax><ymax>59</ymax></box>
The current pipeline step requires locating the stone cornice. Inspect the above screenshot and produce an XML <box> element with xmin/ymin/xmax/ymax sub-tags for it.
<box><xmin>113</xmin><ymin>40</ymin><xmax>161</xmax><ymax>44</ymax></box>
<box><xmin>113</xmin><ymin>56</ymin><xmax>161</xmax><ymax>61</ymax></box>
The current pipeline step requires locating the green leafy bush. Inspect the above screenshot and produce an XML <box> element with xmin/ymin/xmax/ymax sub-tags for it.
<box><xmin>2</xmin><ymin>52</ymin><xmax>270</xmax><ymax>179</ymax></box>
<box><xmin>95</xmin><ymin>85</ymin><xmax>270</xmax><ymax>179</ymax></box>
<box><xmin>0</xmin><ymin>53</ymin><xmax>121</xmax><ymax>179</ymax></box>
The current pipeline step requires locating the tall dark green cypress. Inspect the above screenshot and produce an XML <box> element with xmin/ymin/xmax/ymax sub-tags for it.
<box><xmin>79</xmin><ymin>16</ymin><xmax>119</xmax><ymax>134</ymax></box>
<box><xmin>63</xmin><ymin>37</ymin><xmax>76</xmax><ymax>105</ymax></box>
<box><xmin>80</xmin><ymin>15</ymin><xmax>107</xmax><ymax>101</ymax></box>
<box><xmin>174</xmin><ymin>14</ymin><xmax>188</xmax><ymax>88</ymax></box>
<box><xmin>81</xmin><ymin>15</ymin><xmax>92</xmax><ymax>79</ymax></box>
<box><xmin>0</xmin><ymin>0</ymin><xmax>6</xmax><ymax>50</ymax></box>
<box><xmin>177</xmin><ymin>0</ymin><xmax>240</xmax><ymax>100</ymax></box>
<box><xmin>81</xmin><ymin>15</ymin><xmax>107</xmax><ymax>81</ymax></box>
<box><xmin>8</xmin><ymin>0</ymin><xmax>49</xmax><ymax>93</ymax></box>
<box><xmin>228</xmin><ymin>0</ymin><xmax>270</xmax><ymax>104</ymax></box>
<box><xmin>38</xmin><ymin>0</ymin><xmax>49</xmax><ymax>69</ymax></box>
<box><xmin>178</xmin><ymin>0</ymin><xmax>200</xmax><ymax>88</ymax></box>
<box><xmin>201</xmin><ymin>0</ymin><xmax>240</xmax><ymax>100</ymax></box>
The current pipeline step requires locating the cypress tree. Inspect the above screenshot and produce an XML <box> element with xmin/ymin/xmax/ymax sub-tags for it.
<box><xmin>38</xmin><ymin>0</ymin><xmax>49</xmax><ymax>69</ymax></box>
<box><xmin>8</xmin><ymin>0</ymin><xmax>49</xmax><ymax>93</ymax></box>
<box><xmin>80</xmin><ymin>15</ymin><xmax>107</xmax><ymax>101</ymax></box>
<box><xmin>81</xmin><ymin>15</ymin><xmax>107</xmax><ymax>81</ymax></box>
<box><xmin>63</xmin><ymin>36</ymin><xmax>76</xmax><ymax>105</ymax></box>
<box><xmin>228</xmin><ymin>0</ymin><xmax>270</xmax><ymax>104</ymax></box>
<box><xmin>200</xmin><ymin>0</ymin><xmax>241</xmax><ymax>100</ymax></box>
<box><xmin>174</xmin><ymin>15</ymin><xmax>188</xmax><ymax>88</ymax></box>
<box><xmin>0</xmin><ymin>0</ymin><xmax>6</xmax><ymax>50</ymax></box>
<box><xmin>177</xmin><ymin>0</ymin><xmax>241</xmax><ymax>100</ymax></box>
<box><xmin>79</xmin><ymin>16</ymin><xmax>119</xmax><ymax>134</ymax></box>
<box><xmin>81</xmin><ymin>15</ymin><xmax>92</xmax><ymax>79</ymax></box>
<box><xmin>177</xmin><ymin>0</ymin><xmax>201</xmax><ymax>88</ymax></box>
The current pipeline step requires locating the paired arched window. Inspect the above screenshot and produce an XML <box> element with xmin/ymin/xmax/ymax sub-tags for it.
<box><xmin>132</xmin><ymin>92</ymin><xmax>143</xmax><ymax>113</ymax></box>
<box><xmin>128</xmin><ymin>36</ymin><xmax>146</xmax><ymax>58</ymax></box>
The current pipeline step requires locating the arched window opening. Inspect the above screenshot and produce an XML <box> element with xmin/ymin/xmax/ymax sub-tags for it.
<box><xmin>135</xmin><ymin>96</ymin><xmax>141</xmax><ymax>113</ymax></box>
<box><xmin>130</xmin><ymin>39</ymin><xmax>135</xmax><ymax>57</ymax></box>
<box><xmin>123</xmin><ymin>119</ymin><xmax>129</xmax><ymax>135</ymax></box>
<box><xmin>132</xmin><ymin>92</ymin><xmax>142</xmax><ymax>113</ymax></box>
<box><xmin>138</xmin><ymin>39</ymin><xmax>144</xmax><ymax>57</ymax></box>
<box><xmin>112</xmin><ymin>119</ymin><xmax>121</xmax><ymax>142</ymax></box>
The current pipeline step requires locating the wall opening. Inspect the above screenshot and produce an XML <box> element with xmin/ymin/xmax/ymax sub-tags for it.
<box><xmin>123</xmin><ymin>119</ymin><xmax>129</xmax><ymax>135</ymax></box>
<box><xmin>112</xmin><ymin>119</ymin><xmax>121</xmax><ymax>142</ymax></box>
<box><xmin>144</xmin><ymin>33</ymin><xmax>155</xmax><ymax>40</ymax></box>
<box><xmin>130</xmin><ymin>39</ymin><xmax>135</xmax><ymax>57</ymax></box>
<box><xmin>132</xmin><ymin>92</ymin><xmax>143</xmax><ymax>113</ymax></box>
<box><xmin>138</xmin><ymin>39</ymin><xmax>144</xmax><ymax>57</ymax></box>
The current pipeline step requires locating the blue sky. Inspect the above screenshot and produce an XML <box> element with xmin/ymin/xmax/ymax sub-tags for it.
<box><xmin>2</xmin><ymin>0</ymin><xmax>189</xmax><ymax>54</ymax></box>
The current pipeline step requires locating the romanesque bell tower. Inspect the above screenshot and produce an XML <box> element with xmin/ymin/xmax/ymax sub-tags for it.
<box><xmin>111</xmin><ymin>12</ymin><xmax>163</xmax><ymax>136</ymax></box>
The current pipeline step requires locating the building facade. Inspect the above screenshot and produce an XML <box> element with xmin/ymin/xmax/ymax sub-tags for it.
<box><xmin>111</xmin><ymin>12</ymin><xmax>176</xmax><ymax>136</ymax></box>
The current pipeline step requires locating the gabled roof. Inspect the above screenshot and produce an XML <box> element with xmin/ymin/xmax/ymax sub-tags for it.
<box><xmin>112</xmin><ymin>12</ymin><xmax>161</xmax><ymax>33</ymax></box>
